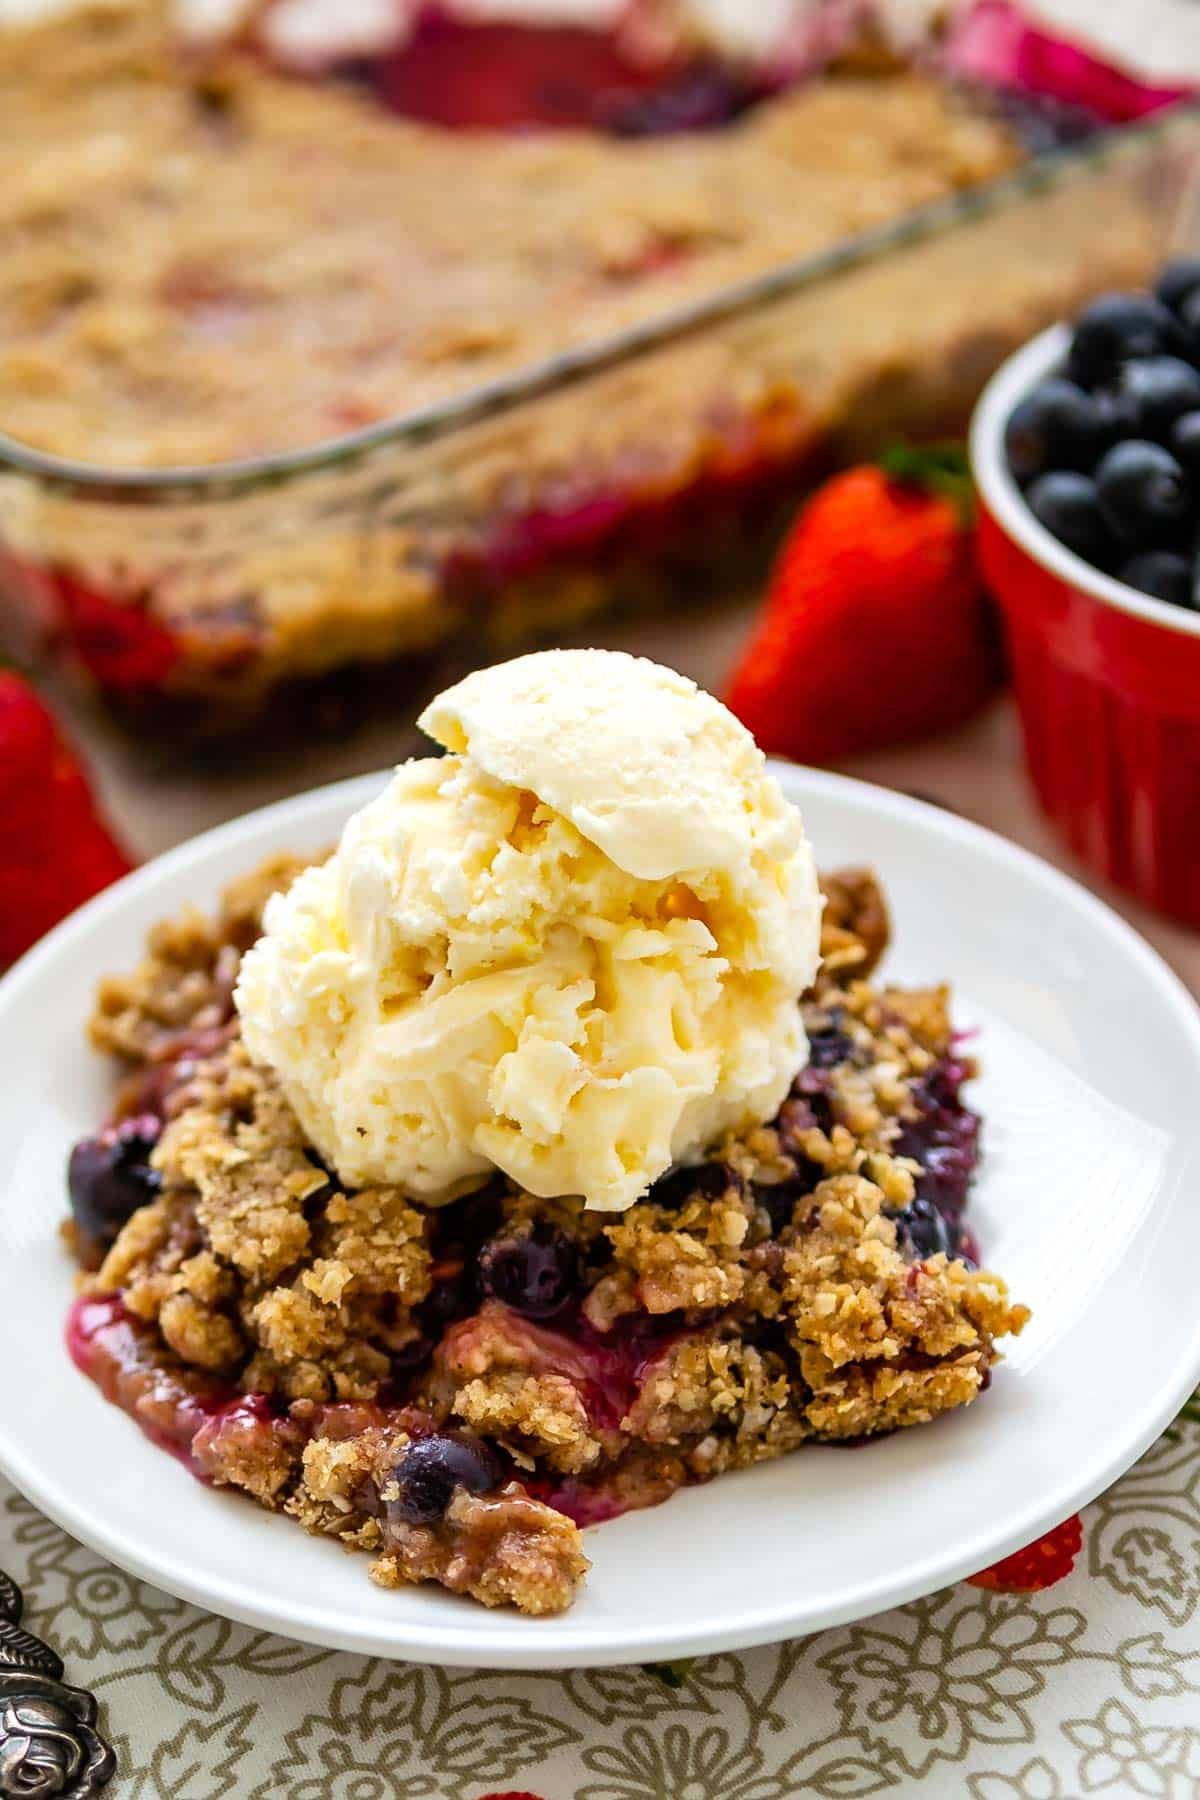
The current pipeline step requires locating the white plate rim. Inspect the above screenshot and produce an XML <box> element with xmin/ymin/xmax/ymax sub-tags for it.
<box><xmin>2</xmin><ymin>762</ymin><xmax>1199</xmax><ymax>1669</ymax></box>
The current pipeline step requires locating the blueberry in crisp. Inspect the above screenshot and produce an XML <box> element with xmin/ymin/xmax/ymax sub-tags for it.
<box><xmin>601</xmin><ymin>62</ymin><xmax>760</xmax><ymax>137</ymax></box>
<box><xmin>649</xmin><ymin>1161</ymin><xmax>743</xmax><ymax>1209</ymax></box>
<box><xmin>757</xmin><ymin>1169</ymin><xmax>821</xmax><ymax>1234</ymax></box>
<box><xmin>478</xmin><ymin>1223</ymin><xmax>582</xmax><ymax>1318</ymax></box>
<box><xmin>67</xmin><ymin>1115</ymin><xmax>161</xmax><ymax>1264</ymax></box>
<box><xmin>888</xmin><ymin>1195</ymin><xmax>957</xmax><ymax>1261</ymax></box>
<box><xmin>804</xmin><ymin>1014</ymin><xmax>854</xmax><ymax>1070</ymax></box>
<box><xmin>384</xmin><ymin>1433</ymin><xmax>502</xmax><ymax>1525</ymax></box>
<box><xmin>894</xmin><ymin>1062</ymin><xmax>981</xmax><ymax>1219</ymax></box>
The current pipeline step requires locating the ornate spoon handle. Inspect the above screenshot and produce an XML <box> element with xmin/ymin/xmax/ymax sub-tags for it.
<box><xmin>0</xmin><ymin>1568</ymin><xmax>115</xmax><ymax>1796</ymax></box>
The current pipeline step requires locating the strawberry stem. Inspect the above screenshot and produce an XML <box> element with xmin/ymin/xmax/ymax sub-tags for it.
<box><xmin>879</xmin><ymin>441</ymin><xmax>974</xmax><ymax>521</ymax></box>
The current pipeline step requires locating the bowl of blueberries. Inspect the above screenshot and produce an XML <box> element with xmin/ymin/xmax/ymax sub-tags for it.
<box><xmin>971</xmin><ymin>263</ymin><xmax>1200</xmax><ymax>930</ymax></box>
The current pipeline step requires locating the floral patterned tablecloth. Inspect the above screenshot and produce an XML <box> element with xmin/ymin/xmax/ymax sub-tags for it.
<box><xmin>4</xmin><ymin>1387</ymin><xmax>1200</xmax><ymax>1798</ymax></box>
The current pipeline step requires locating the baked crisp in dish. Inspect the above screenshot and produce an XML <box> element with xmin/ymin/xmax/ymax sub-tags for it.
<box><xmin>0</xmin><ymin>0</ymin><xmax>1051</xmax><ymax>723</ymax></box>
<box><xmin>0</xmin><ymin>4</ymin><xmax>1020</xmax><ymax>469</ymax></box>
<box><xmin>1</xmin><ymin>5</ymin><xmax>1169</xmax><ymax>729</ymax></box>
<box><xmin>66</xmin><ymin>854</ymin><xmax>1027</xmax><ymax>1615</ymax></box>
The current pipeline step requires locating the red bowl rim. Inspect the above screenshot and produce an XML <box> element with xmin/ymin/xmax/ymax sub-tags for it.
<box><xmin>969</xmin><ymin>322</ymin><xmax>1200</xmax><ymax>641</ymax></box>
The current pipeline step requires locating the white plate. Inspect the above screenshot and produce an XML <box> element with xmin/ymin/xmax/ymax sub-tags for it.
<box><xmin>2</xmin><ymin>765</ymin><xmax>1199</xmax><ymax>1669</ymax></box>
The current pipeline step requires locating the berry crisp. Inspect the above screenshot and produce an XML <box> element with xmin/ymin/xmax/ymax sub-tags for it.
<box><xmin>64</xmin><ymin>857</ymin><xmax>1028</xmax><ymax>1615</ymax></box>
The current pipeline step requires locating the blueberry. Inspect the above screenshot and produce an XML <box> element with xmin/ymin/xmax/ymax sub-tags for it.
<box><xmin>1119</xmin><ymin>549</ymin><xmax>1192</xmax><ymax>607</ymax></box>
<box><xmin>909</xmin><ymin>1141</ymin><xmax>977</xmax><ymax>1217</ymax></box>
<box><xmin>893</xmin><ymin>1061</ymin><xmax>981</xmax><ymax>1219</ymax></box>
<box><xmin>781</xmin><ymin>1085</ymin><xmax>834</xmax><ymax>1139</ymax></box>
<box><xmin>1156</xmin><ymin>259</ymin><xmax>1200</xmax><ymax>315</ymax></box>
<box><xmin>384</xmin><ymin>1432</ymin><xmax>501</xmax><ymax>1525</ymax></box>
<box><xmin>1068</xmin><ymin>293</ymin><xmax>1184</xmax><ymax>388</ymax></box>
<box><xmin>67</xmin><ymin>1115</ymin><xmax>162</xmax><ymax>1257</ymax></box>
<box><xmin>650</xmin><ymin>1161</ymin><xmax>742</xmax><ymax>1210</ymax></box>
<box><xmin>433</xmin><ymin>1181</ymin><xmax>505</xmax><ymax>1258</ymax></box>
<box><xmin>478</xmin><ymin>1223</ymin><xmax>582</xmax><ymax>1319</ymax></box>
<box><xmin>1105</xmin><ymin>356</ymin><xmax>1200</xmax><ymax>442</ymax></box>
<box><xmin>416</xmin><ymin>1273</ymin><xmax>473</xmax><ymax>1342</ymax></box>
<box><xmin>386</xmin><ymin>1332</ymin><xmax>436</xmax><ymax>1377</ymax></box>
<box><xmin>1179</xmin><ymin>288</ymin><xmax>1200</xmax><ymax>354</ymax></box>
<box><xmin>989</xmin><ymin>88</ymin><xmax>1097</xmax><ymax>154</ymax></box>
<box><xmin>887</xmin><ymin>1197</ymin><xmax>956</xmax><ymax>1261</ymax></box>
<box><xmin>1095</xmin><ymin>440</ymin><xmax>1190</xmax><ymax>546</ymax></box>
<box><xmin>1170</xmin><ymin>410</ymin><xmax>1200</xmax><ymax>477</ymax></box>
<box><xmin>805</xmin><ymin>1017</ymin><xmax>853</xmax><ymax>1070</ymax></box>
<box><xmin>909</xmin><ymin>1060</ymin><xmax>967</xmax><ymax>1114</ymax></box>
<box><xmin>602</xmin><ymin>62</ymin><xmax>757</xmax><ymax>135</ymax></box>
<box><xmin>1025</xmin><ymin>471</ymin><xmax>1116</xmax><ymax>565</ymax></box>
<box><xmin>1004</xmin><ymin>377</ymin><xmax>1109</xmax><ymax>481</ymax></box>
<box><xmin>757</xmin><ymin>1166</ymin><xmax>821</xmax><ymax>1234</ymax></box>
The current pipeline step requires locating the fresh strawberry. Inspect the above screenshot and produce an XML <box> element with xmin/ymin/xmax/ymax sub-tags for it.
<box><xmin>0</xmin><ymin>673</ymin><xmax>133</xmax><ymax>967</ymax></box>
<box><xmin>967</xmin><ymin>1514</ymin><xmax>1083</xmax><ymax>1593</ymax></box>
<box><xmin>725</xmin><ymin>448</ymin><xmax>999</xmax><ymax>764</ymax></box>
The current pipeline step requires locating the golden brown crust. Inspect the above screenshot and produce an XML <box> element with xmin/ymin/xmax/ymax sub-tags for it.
<box><xmin>0</xmin><ymin>5</ymin><xmax>1020</xmax><ymax>468</ymax></box>
<box><xmin>782</xmin><ymin>1173</ymin><xmax>1027</xmax><ymax>1389</ymax></box>
<box><xmin>453</xmin><ymin>1372</ymin><xmax>603</xmax><ymax>1476</ymax></box>
<box><xmin>89</xmin><ymin>853</ymin><xmax>310</xmax><ymax>1064</ymax></box>
<box><xmin>192</xmin><ymin>1408</ymin><xmax>304</xmax><ymax>1505</ymax></box>
<box><xmin>623</xmin><ymin>1332</ymin><xmax>793</xmax><ymax>1449</ymax></box>
<box><xmin>602</xmin><ymin>1178</ymin><xmax>753</xmax><ymax>1315</ymax></box>
<box><xmin>818</xmin><ymin>867</ymin><xmax>892</xmax><ymax>981</ymax></box>
<box><xmin>153</xmin><ymin>1043</ymin><xmax>319</xmax><ymax>1284</ymax></box>
<box><xmin>369</xmin><ymin>1485</ymin><xmax>591</xmax><ymax>1616</ymax></box>
<box><xmin>289</xmin><ymin>1426</ymin><xmax>590</xmax><ymax>1613</ymax></box>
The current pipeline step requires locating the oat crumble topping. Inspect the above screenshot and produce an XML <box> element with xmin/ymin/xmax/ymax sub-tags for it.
<box><xmin>65</xmin><ymin>853</ymin><xmax>1028</xmax><ymax>1614</ymax></box>
<box><xmin>0</xmin><ymin>4</ymin><xmax>1019</xmax><ymax>468</ymax></box>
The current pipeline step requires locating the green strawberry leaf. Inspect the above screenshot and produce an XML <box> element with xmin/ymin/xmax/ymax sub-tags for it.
<box><xmin>879</xmin><ymin>440</ymin><xmax>973</xmax><ymax>521</ymax></box>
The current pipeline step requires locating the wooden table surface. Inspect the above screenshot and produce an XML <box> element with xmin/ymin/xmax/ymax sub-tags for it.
<box><xmin>55</xmin><ymin>589</ymin><xmax>1200</xmax><ymax>1002</ymax></box>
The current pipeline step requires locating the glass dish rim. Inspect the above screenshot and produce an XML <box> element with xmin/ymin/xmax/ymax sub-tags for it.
<box><xmin>2</xmin><ymin>98</ymin><xmax>1196</xmax><ymax>504</ymax></box>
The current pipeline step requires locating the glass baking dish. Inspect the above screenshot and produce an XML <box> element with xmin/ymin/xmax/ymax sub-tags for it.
<box><xmin>0</xmin><ymin>66</ymin><xmax>1196</xmax><ymax>736</ymax></box>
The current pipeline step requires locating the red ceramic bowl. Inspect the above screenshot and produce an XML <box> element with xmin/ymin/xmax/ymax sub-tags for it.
<box><xmin>971</xmin><ymin>324</ymin><xmax>1200</xmax><ymax>929</ymax></box>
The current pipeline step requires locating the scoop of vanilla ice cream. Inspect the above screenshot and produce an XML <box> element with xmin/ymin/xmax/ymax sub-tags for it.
<box><xmin>235</xmin><ymin>650</ymin><xmax>822</xmax><ymax>1211</ymax></box>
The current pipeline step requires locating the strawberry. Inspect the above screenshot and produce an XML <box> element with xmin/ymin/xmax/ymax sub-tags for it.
<box><xmin>0</xmin><ymin>673</ymin><xmax>133</xmax><ymax>967</ymax></box>
<box><xmin>725</xmin><ymin>448</ymin><xmax>999</xmax><ymax>764</ymax></box>
<box><xmin>967</xmin><ymin>1514</ymin><xmax>1083</xmax><ymax>1593</ymax></box>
